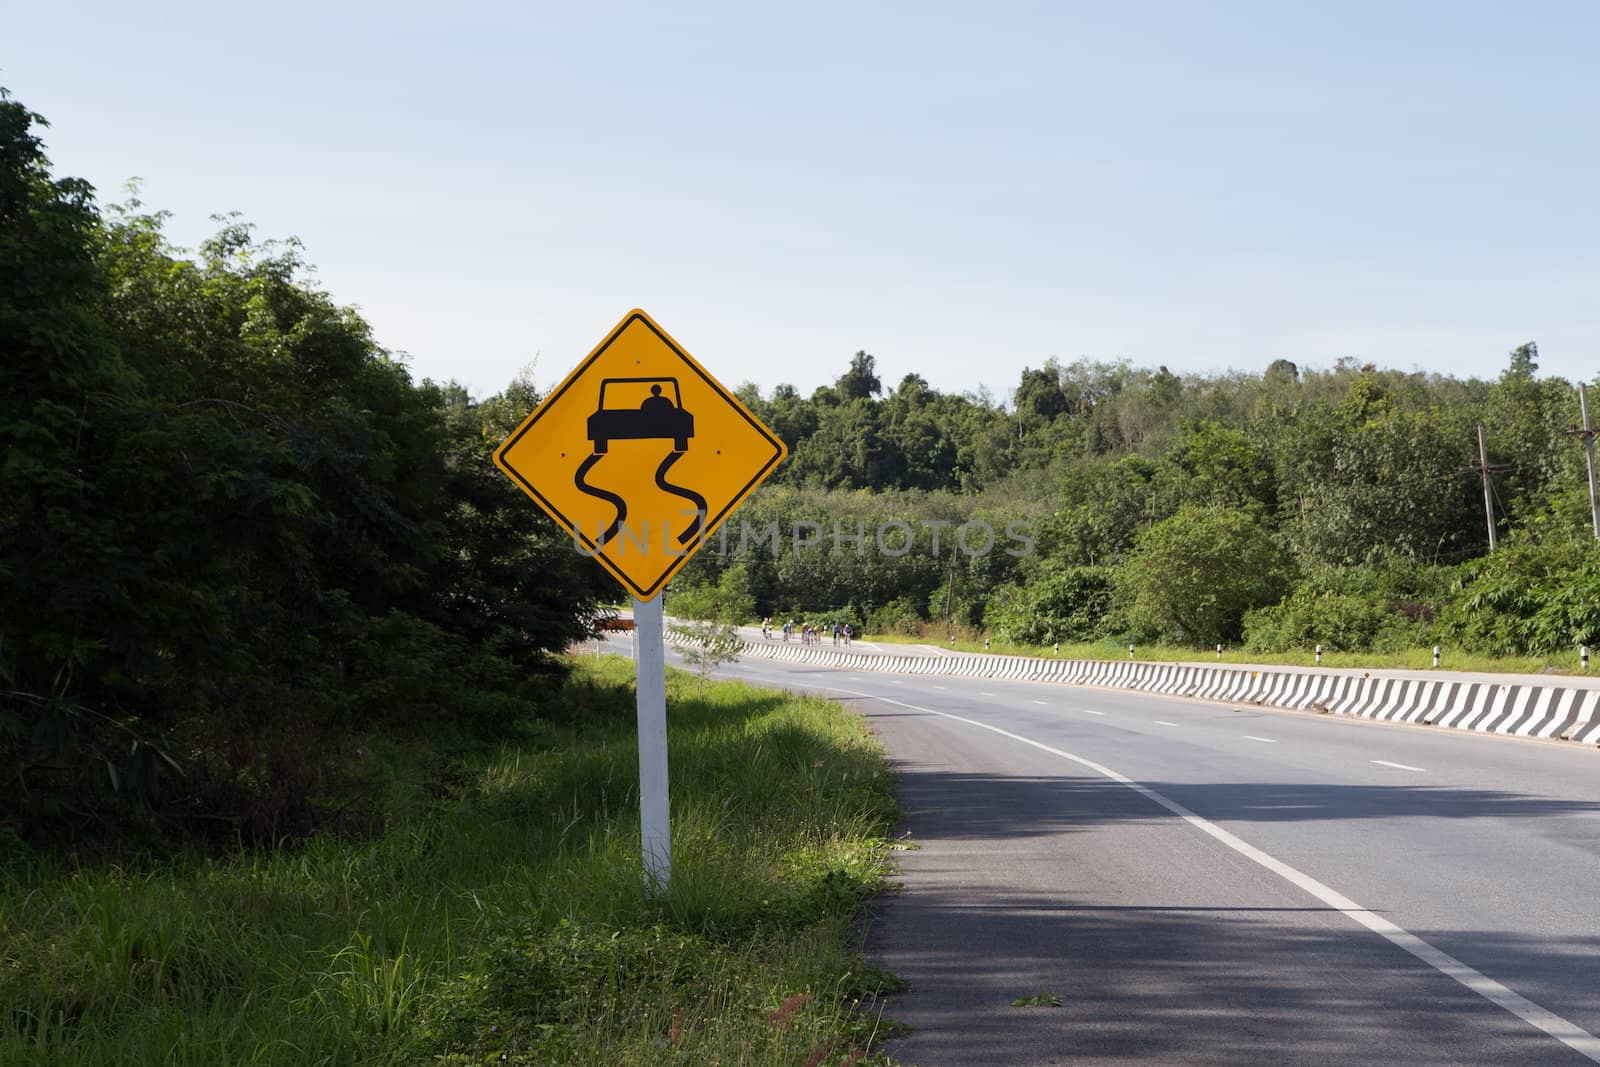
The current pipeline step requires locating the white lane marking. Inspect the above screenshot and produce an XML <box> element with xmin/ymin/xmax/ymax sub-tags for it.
<box><xmin>1031</xmin><ymin>700</ymin><xmax>1048</xmax><ymax>706</ymax></box>
<box><xmin>1154</xmin><ymin>720</ymin><xmax>1180</xmax><ymax>727</ymax></box>
<box><xmin>1372</xmin><ymin>759</ymin><xmax>1426</xmax><ymax>772</ymax></box>
<box><xmin>1244</xmin><ymin>735</ymin><xmax>1278</xmax><ymax>744</ymax></box>
<box><xmin>1082</xmin><ymin>709</ymin><xmax>1106</xmax><ymax>716</ymax></box>
<box><xmin>980</xmin><ymin>692</ymin><xmax>997</xmax><ymax>697</ymax></box>
<box><xmin>827</xmin><ymin>685</ymin><xmax>1600</xmax><ymax>1062</ymax></box>
<box><xmin>933</xmin><ymin>685</ymin><xmax>948</xmax><ymax>690</ymax></box>
<box><xmin>889</xmin><ymin>680</ymin><xmax>904</xmax><ymax>685</ymax></box>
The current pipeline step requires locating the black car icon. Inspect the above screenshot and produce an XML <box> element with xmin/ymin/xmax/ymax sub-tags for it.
<box><xmin>587</xmin><ymin>377</ymin><xmax>694</xmax><ymax>454</ymax></box>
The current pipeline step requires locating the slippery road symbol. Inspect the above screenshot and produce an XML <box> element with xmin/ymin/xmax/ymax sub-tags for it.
<box><xmin>574</xmin><ymin>377</ymin><xmax>707</xmax><ymax>547</ymax></box>
<box><xmin>492</xmin><ymin>308</ymin><xmax>787</xmax><ymax>601</ymax></box>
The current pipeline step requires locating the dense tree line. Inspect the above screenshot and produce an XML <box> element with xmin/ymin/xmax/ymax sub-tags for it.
<box><xmin>1</xmin><ymin>93</ymin><xmax>606</xmax><ymax>844</ymax></box>
<box><xmin>6</xmin><ymin>85</ymin><xmax>1598</xmax><ymax>847</ymax></box>
<box><xmin>682</xmin><ymin>342</ymin><xmax>1600</xmax><ymax>657</ymax></box>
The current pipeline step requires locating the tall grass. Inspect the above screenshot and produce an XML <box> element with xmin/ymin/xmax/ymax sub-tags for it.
<box><xmin>0</xmin><ymin>658</ymin><xmax>903</xmax><ymax>1065</ymax></box>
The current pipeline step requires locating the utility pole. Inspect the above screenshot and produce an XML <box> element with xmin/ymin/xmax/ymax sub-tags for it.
<box><xmin>1561</xmin><ymin>384</ymin><xmax>1600</xmax><ymax>541</ymax></box>
<box><xmin>1462</xmin><ymin>428</ymin><xmax>1511</xmax><ymax>551</ymax></box>
<box><xmin>1477</xmin><ymin>423</ymin><xmax>1497</xmax><ymax>550</ymax></box>
<box><xmin>943</xmin><ymin>557</ymin><xmax>956</xmax><ymax>640</ymax></box>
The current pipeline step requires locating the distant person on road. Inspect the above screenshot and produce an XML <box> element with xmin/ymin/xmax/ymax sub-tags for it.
<box><xmin>843</xmin><ymin>623</ymin><xmax>852</xmax><ymax>646</ymax></box>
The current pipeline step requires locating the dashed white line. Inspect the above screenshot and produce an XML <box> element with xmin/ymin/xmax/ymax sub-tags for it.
<box><xmin>1031</xmin><ymin>700</ymin><xmax>1048</xmax><ymax>706</ymax></box>
<box><xmin>980</xmin><ymin>692</ymin><xmax>997</xmax><ymax>697</ymax></box>
<box><xmin>1154</xmin><ymin>720</ymin><xmax>1180</xmax><ymax>727</ymax></box>
<box><xmin>826</xmin><ymin>684</ymin><xmax>1600</xmax><ymax>1063</ymax></box>
<box><xmin>1081</xmin><ymin>709</ymin><xmax>1106</xmax><ymax>716</ymax></box>
<box><xmin>1372</xmin><ymin>759</ymin><xmax>1425</xmax><ymax>772</ymax></box>
<box><xmin>933</xmin><ymin>685</ymin><xmax>948</xmax><ymax>690</ymax></box>
<box><xmin>1244</xmin><ymin>735</ymin><xmax>1278</xmax><ymax>743</ymax></box>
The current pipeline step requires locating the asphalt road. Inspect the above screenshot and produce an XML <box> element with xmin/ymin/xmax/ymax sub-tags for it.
<box><xmin>826</xmin><ymin>680</ymin><xmax>1600</xmax><ymax>1067</ymax></box>
<box><xmin>601</xmin><ymin>633</ymin><xmax>1600</xmax><ymax>1064</ymax></box>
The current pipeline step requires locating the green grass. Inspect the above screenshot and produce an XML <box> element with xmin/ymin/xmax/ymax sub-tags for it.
<box><xmin>0</xmin><ymin>658</ymin><xmax>905</xmax><ymax>1066</ymax></box>
<box><xmin>863</xmin><ymin>631</ymin><xmax>1597</xmax><ymax>677</ymax></box>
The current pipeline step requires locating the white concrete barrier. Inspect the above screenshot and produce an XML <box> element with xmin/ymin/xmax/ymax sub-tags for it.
<box><xmin>729</xmin><ymin>639</ymin><xmax>1600</xmax><ymax>749</ymax></box>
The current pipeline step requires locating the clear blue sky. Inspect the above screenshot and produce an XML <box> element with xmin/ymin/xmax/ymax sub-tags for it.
<box><xmin>9</xmin><ymin>1</ymin><xmax>1598</xmax><ymax>401</ymax></box>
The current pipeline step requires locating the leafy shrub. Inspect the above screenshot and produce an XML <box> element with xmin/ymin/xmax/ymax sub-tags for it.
<box><xmin>866</xmin><ymin>596</ymin><xmax>924</xmax><ymax>634</ymax></box>
<box><xmin>1112</xmin><ymin>505</ymin><xmax>1293</xmax><ymax>645</ymax></box>
<box><xmin>985</xmin><ymin>567</ymin><xmax>1113</xmax><ymax>644</ymax></box>
<box><xmin>1438</xmin><ymin>538</ymin><xmax>1600</xmax><ymax>655</ymax></box>
<box><xmin>1245</xmin><ymin>590</ymin><xmax>1414</xmax><ymax>653</ymax></box>
<box><xmin>343</xmin><ymin>610</ymin><xmax>536</xmax><ymax>735</ymax></box>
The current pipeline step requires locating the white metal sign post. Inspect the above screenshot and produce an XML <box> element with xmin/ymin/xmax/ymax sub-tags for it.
<box><xmin>491</xmin><ymin>310</ymin><xmax>787</xmax><ymax>897</ymax></box>
<box><xmin>632</xmin><ymin>594</ymin><xmax>671</xmax><ymax>891</ymax></box>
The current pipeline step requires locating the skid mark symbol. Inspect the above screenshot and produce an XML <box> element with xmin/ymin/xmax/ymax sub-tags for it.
<box><xmin>655</xmin><ymin>452</ymin><xmax>706</xmax><ymax>545</ymax></box>
<box><xmin>573</xmin><ymin>453</ymin><xmax>628</xmax><ymax>546</ymax></box>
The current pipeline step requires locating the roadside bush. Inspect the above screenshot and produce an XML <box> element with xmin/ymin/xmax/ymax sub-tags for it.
<box><xmin>1438</xmin><ymin>538</ymin><xmax>1600</xmax><ymax>655</ymax></box>
<box><xmin>1112</xmin><ymin>505</ymin><xmax>1293</xmax><ymax>645</ymax></box>
<box><xmin>985</xmin><ymin>566</ymin><xmax>1113</xmax><ymax>644</ymax></box>
<box><xmin>866</xmin><ymin>596</ymin><xmax>924</xmax><ymax>635</ymax></box>
<box><xmin>1244</xmin><ymin>589</ymin><xmax>1418</xmax><ymax>653</ymax></box>
<box><xmin>343</xmin><ymin>610</ymin><xmax>537</xmax><ymax>734</ymax></box>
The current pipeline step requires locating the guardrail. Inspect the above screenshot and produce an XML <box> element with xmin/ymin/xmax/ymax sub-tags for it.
<box><xmin>736</xmin><ymin>641</ymin><xmax>1600</xmax><ymax>747</ymax></box>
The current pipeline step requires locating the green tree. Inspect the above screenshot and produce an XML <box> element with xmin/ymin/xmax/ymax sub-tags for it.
<box><xmin>666</xmin><ymin>563</ymin><xmax>756</xmax><ymax>623</ymax></box>
<box><xmin>667</xmin><ymin>621</ymin><xmax>744</xmax><ymax>690</ymax></box>
<box><xmin>1286</xmin><ymin>376</ymin><xmax>1478</xmax><ymax>565</ymax></box>
<box><xmin>836</xmin><ymin>350</ymin><xmax>882</xmax><ymax>401</ymax></box>
<box><xmin>1</xmin><ymin>90</ymin><xmax>606</xmax><ymax>841</ymax></box>
<box><xmin>1113</xmin><ymin>505</ymin><xmax>1292</xmax><ymax>644</ymax></box>
<box><xmin>1014</xmin><ymin>363</ymin><xmax>1068</xmax><ymax>420</ymax></box>
<box><xmin>0</xmin><ymin>90</ymin><xmax>161</xmax><ymax>823</ymax></box>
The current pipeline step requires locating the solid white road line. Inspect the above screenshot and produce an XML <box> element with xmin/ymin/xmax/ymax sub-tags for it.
<box><xmin>1244</xmin><ymin>735</ymin><xmax>1278</xmax><ymax>743</ymax></box>
<box><xmin>1154</xmin><ymin>720</ymin><xmax>1180</xmax><ymax>727</ymax></box>
<box><xmin>825</xmin><ymin>685</ymin><xmax>1600</xmax><ymax>1063</ymax></box>
<box><xmin>1032</xmin><ymin>700</ymin><xmax>1048</xmax><ymax>706</ymax></box>
<box><xmin>1372</xmin><ymin>760</ymin><xmax>1426</xmax><ymax>772</ymax></box>
<box><xmin>1082</xmin><ymin>709</ymin><xmax>1106</xmax><ymax>716</ymax></box>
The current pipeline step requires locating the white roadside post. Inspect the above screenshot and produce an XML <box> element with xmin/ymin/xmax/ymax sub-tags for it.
<box><xmin>633</xmin><ymin>595</ymin><xmax>671</xmax><ymax>893</ymax></box>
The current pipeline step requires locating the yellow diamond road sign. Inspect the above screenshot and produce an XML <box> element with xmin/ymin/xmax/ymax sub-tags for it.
<box><xmin>494</xmin><ymin>309</ymin><xmax>787</xmax><ymax>600</ymax></box>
